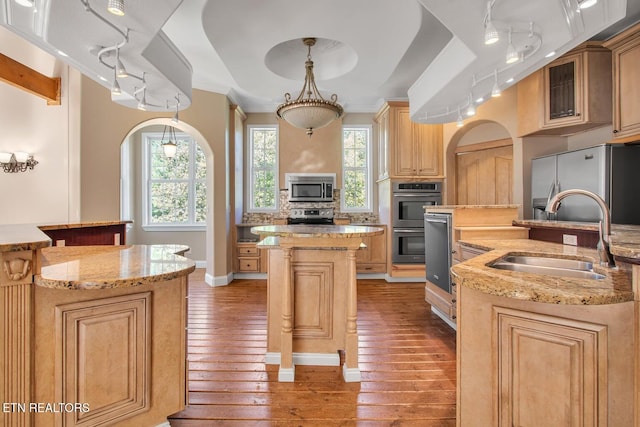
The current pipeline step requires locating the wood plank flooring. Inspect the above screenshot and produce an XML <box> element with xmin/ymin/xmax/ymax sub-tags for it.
<box><xmin>169</xmin><ymin>271</ymin><xmax>457</xmax><ymax>426</ymax></box>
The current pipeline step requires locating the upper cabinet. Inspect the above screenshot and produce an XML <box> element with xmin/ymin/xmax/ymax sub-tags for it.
<box><xmin>604</xmin><ymin>23</ymin><xmax>640</xmax><ymax>142</ymax></box>
<box><xmin>375</xmin><ymin>101</ymin><xmax>443</xmax><ymax>180</ymax></box>
<box><xmin>517</xmin><ymin>42</ymin><xmax>612</xmax><ymax>137</ymax></box>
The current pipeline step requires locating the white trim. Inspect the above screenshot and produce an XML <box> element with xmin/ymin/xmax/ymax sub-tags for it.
<box><xmin>233</xmin><ymin>272</ymin><xmax>267</xmax><ymax>280</ymax></box>
<box><xmin>384</xmin><ymin>274</ymin><xmax>426</xmax><ymax>283</ymax></box>
<box><xmin>430</xmin><ymin>305</ymin><xmax>458</xmax><ymax>331</ymax></box>
<box><xmin>342</xmin><ymin>365</ymin><xmax>362</xmax><ymax>383</ymax></box>
<box><xmin>141</xmin><ymin>225</ymin><xmax>206</xmax><ymax>232</ymax></box>
<box><xmin>205</xmin><ymin>272</ymin><xmax>234</xmax><ymax>287</ymax></box>
<box><xmin>194</xmin><ymin>260</ymin><xmax>207</xmax><ymax>268</ymax></box>
<box><xmin>265</xmin><ymin>352</ymin><xmax>340</xmax><ymax>366</ymax></box>
<box><xmin>356</xmin><ymin>272</ymin><xmax>386</xmax><ymax>280</ymax></box>
<box><xmin>278</xmin><ymin>366</ymin><xmax>295</xmax><ymax>382</ymax></box>
<box><xmin>154</xmin><ymin>422</ymin><xmax>171</xmax><ymax>427</ymax></box>
<box><xmin>247</xmin><ymin>125</ymin><xmax>279</xmax><ymax>213</ymax></box>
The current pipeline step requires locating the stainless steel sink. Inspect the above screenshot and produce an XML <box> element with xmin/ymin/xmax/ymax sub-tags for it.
<box><xmin>490</xmin><ymin>255</ymin><xmax>606</xmax><ymax>280</ymax></box>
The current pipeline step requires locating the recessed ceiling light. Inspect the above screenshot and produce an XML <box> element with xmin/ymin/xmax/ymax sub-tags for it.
<box><xmin>545</xmin><ymin>51</ymin><xmax>556</xmax><ymax>58</ymax></box>
<box><xmin>506</xmin><ymin>78</ymin><xmax>514</xmax><ymax>83</ymax></box>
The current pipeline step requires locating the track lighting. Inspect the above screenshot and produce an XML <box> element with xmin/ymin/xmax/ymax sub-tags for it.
<box><xmin>456</xmin><ymin>108</ymin><xmax>464</xmax><ymax>128</ymax></box>
<box><xmin>484</xmin><ymin>1</ymin><xmax>499</xmax><ymax>45</ymax></box>
<box><xmin>115</xmin><ymin>47</ymin><xmax>128</xmax><ymax>78</ymax></box>
<box><xmin>107</xmin><ymin>0</ymin><xmax>124</xmax><ymax>16</ymax></box>
<box><xmin>466</xmin><ymin>94</ymin><xmax>476</xmax><ymax>117</ymax></box>
<box><xmin>14</xmin><ymin>0</ymin><xmax>34</xmax><ymax>7</ymax></box>
<box><xmin>505</xmin><ymin>28</ymin><xmax>519</xmax><ymax>64</ymax></box>
<box><xmin>578</xmin><ymin>0</ymin><xmax>597</xmax><ymax>9</ymax></box>
<box><xmin>491</xmin><ymin>69</ymin><xmax>501</xmax><ymax>97</ymax></box>
<box><xmin>111</xmin><ymin>70</ymin><xmax>121</xmax><ymax>95</ymax></box>
<box><xmin>137</xmin><ymin>90</ymin><xmax>147</xmax><ymax>111</ymax></box>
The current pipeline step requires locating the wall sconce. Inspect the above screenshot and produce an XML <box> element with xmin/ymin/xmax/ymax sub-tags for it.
<box><xmin>0</xmin><ymin>152</ymin><xmax>38</xmax><ymax>173</ymax></box>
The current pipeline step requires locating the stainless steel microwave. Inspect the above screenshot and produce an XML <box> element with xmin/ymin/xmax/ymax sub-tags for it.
<box><xmin>286</xmin><ymin>173</ymin><xmax>335</xmax><ymax>202</ymax></box>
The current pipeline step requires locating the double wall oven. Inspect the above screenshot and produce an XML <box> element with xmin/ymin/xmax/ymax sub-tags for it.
<box><xmin>391</xmin><ymin>181</ymin><xmax>442</xmax><ymax>264</ymax></box>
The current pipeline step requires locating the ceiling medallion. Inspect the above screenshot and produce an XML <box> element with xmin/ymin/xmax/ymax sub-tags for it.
<box><xmin>276</xmin><ymin>38</ymin><xmax>344</xmax><ymax>137</ymax></box>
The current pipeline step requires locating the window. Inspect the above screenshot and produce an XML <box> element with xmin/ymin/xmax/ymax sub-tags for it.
<box><xmin>142</xmin><ymin>132</ymin><xmax>206</xmax><ymax>230</ymax></box>
<box><xmin>248</xmin><ymin>125</ymin><xmax>279</xmax><ymax>212</ymax></box>
<box><xmin>342</xmin><ymin>126</ymin><xmax>372</xmax><ymax>212</ymax></box>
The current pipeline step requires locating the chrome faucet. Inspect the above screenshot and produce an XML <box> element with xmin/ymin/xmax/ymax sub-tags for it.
<box><xmin>545</xmin><ymin>189</ymin><xmax>616</xmax><ymax>268</ymax></box>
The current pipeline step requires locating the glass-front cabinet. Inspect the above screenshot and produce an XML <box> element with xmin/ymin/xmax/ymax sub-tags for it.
<box><xmin>544</xmin><ymin>53</ymin><xmax>581</xmax><ymax>126</ymax></box>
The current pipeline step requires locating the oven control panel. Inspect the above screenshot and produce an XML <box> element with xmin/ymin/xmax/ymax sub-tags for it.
<box><xmin>289</xmin><ymin>208</ymin><xmax>334</xmax><ymax>219</ymax></box>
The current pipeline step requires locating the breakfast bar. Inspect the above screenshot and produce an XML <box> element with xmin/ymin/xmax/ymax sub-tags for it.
<box><xmin>0</xmin><ymin>224</ymin><xmax>195</xmax><ymax>427</ymax></box>
<box><xmin>252</xmin><ymin>224</ymin><xmax>384</xmax><ymax>382</ymax></box>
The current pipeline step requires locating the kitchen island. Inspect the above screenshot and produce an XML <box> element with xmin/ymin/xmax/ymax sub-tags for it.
<box><xmin>252</xmin><ymin>224</ymin><xmax>384</xmax><ymax>382</ymax></box>
<box><xmin>451</xmin><ymin>232</ymin><xmax>640</xmax><ymax>426</ymax></box>
<box><xmin>0</xmin><ymin>224</ymin><xmax>195</xmax><ymax>427</ymax></box>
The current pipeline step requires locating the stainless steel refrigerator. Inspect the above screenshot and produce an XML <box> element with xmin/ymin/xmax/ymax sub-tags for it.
<box><xmin>531</xmin><ymin>144</ymin><xmax>640</xmax><ymax>224</ymax></box>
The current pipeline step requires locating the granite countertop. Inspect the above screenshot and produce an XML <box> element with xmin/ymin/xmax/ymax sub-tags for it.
<box><xmin>452</xmin><ymin>238</ymin><xmax>634</xmax><ymax>305</ymax></box>
<box><xmin>0</xmin><ymin>224</ymin><xmax>52</xmax><ymax>252</ymax></box>
<box><xmin>251</xmin><ymin>224</ymin><xmax>384</xmax><ymax>238</ymax></box>
<box><xmin>35</xmin><ymin>244</ymin><xmax>195</xmax><ymax>290</ymax></box>
<box><xmin>513</xmin><ymin>219</ymin><xmax>640</xmax><ymax>260</ymax></box>
<box><xmin>37</xmin><ymin>220</ymin><xmax>132</xmax><ymax>230</ymax></box>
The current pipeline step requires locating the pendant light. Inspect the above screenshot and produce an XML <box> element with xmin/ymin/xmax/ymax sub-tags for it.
<box><xmin>161</xmin><ymin>125</ymin><xmax>178</xmax><ymax>158</ymax></box>
<box><xmin>491</xmin><ymin>69</ymin><xmax>501</xmax><ymax>97</ymax></box>
<box><xmin>484</xmin><ymin>1</ymin><xmax>499</xmax><ymax>45</ymax></box>
<box><xmin>107</xmin><ymin>0</ymin><xmax>125</xmax><ymax>16</ymax></box>
<box><xmin>505</xmin><ymin>28</ymin><xmax>519</xmax><ymax>64</ymax></box>
<box><xmin>276</xmin><ymin>38</ymin><xmax>344</xmax><ymax>137</ymax></box>
<box><xmin>578</xmin><ymin>0</ymin><xmax>597</xmax><ymax>9</ymax></box>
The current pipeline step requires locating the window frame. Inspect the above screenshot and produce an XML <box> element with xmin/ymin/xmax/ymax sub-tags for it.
<box><xmin>341</xmin><ymin>125</ymin><xmax>373</xmax><ymax>213</ymax></box>
<box><xmin>141</xmin><ymin>131</ymin><xmax>207</xmax><ymax>231</ymax></box>
<box><xmin>246</xmin><ymin>125</ymin><xmax>279</xmax><ymax>213</ymax></box>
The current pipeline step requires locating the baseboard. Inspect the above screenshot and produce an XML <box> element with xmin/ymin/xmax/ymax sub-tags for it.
<box><xmin>265</xmin><ymin>352</ymin><xmax>340</xmax><ymax>366</ymax></box>
<box><xmin>356</xmin><ymin>272</ymin><xmax>386</xmax><ymax>279</ymax></box>
<box><xmin>204</xmin><ymin>272</ymin><xmax>233</xmax><ymax>287</ymax></box>
<box><xmin>342</xmin><ymin>365</ymin><xmax>362</xmax><ymax>382</ymax></box>
<box><xmin>278</xmin><ymin>367</ymin><xmax>295</xmax><ymax>382</ymax></box>
<box><xmin>233</xmin><ymin>272</ymin><xmax>268</xmax><ymax>280</ymax></box>
<box><xmin>384</xmin><ymin>274</ymin><xmax>426</xmax><ymax>283</ymax></box>
<box><xmin>431</xmin><ymin>305</ymin><xmax>457</xmax><ymax>331</ymax></box>
<box><xmin>194</xmin><ymin>260</ymin><xmax>206</xmax><ymax>268</ymax></box>
<box><xmin>155</xmin><ymin>422</ymin><xmax>171</xmax><ymax>427</ymax></box>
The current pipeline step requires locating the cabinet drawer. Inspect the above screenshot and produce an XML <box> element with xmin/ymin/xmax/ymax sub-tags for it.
<box><xmin>237</xmin><ymin>246</ymin><xmax>259</xmax><ymax>256</ymax></box>
<box><xmin>238</xmin><ymin>258</ymin><xmax>260</xmax><ymax>272</ymax></box>
<box><xmin>356</xmin><ymin>263</ymin><xmax>386</xmax><ymax>273</ymax></box>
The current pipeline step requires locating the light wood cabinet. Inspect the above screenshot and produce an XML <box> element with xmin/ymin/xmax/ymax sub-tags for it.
<box><xmin>604</xmin><ymin>23</ymin><xmax>640</xmax><ymax>142</ymax></box>
<box><xmin>517</xmin><ymin>42</ymin><xmax>611</xmax><ymax>137</ymax></box>
<box><xmin>355</xmin><ymin>226</ymin><xmax>386</xmax><ymax>273</ymax></box>
<box><xmin>457</xmin><ymin>286</ymin><xmax>634</xmax><ymax>427</ymax></box>
<box><xmin>375</xmin><ymin>101</ymin><xmax>443</xmax><ymax>178</ymax></box>
<box><xmin>235</xmin><ymin>225</ymin><xmax>267</xmax><ymax>273</ymax></box>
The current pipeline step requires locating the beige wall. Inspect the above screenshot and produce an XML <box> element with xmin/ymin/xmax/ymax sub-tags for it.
<box><xmin>79</xmin><ymin>78</ymin><xmax>232</xmax><ymax>283</ymax></box>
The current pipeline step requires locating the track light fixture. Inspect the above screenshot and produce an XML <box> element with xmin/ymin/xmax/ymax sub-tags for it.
<box><xmin>111</xmin><ymin>68</ymin><xmax>121</xmax><ymax>95</ymax></box>
<box><xmin>14</xmin><ymin>0</ymin><xmax>35</xmax><ymax>7</ymax></box>
<box><xmin>456</xmin><ymin>107</ymin><xmax>464</xmax><ymax>127</ymax></box>
<box><xmin>107</xmin><ymin>0</ymin><xmax>124</xmax><ymax>16</ymax></box>
<box><xmin>505</xmin><ymin>28</ymin><xmax>519</xmax><ymax>64</ymax></box>
<box><xmin>491</xmin><ymin>69</ymin><xmax>501</xmax><ymax>97</ymax></box>
<box><xmin>484</xmin><ymin>1</ymin><xmax>499</xmax><ymax>45</ymax></box>
<box><xmin>578</xmin><ymin>0</ymin><xmax>597</xmax><ymax>9</ymax></box>
<box><xmin>466</xmin><ymin>94</ymin><xmax>476</xmax><ymax>117</ymax></box>
<box><xmin>115</xmin><ymin>47</ymin><xmax>128</xmax><ymax>78</ymax></box>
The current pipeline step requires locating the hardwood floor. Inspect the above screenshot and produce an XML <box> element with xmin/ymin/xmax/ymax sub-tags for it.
<box><xmin>169</xmin><ymin>271</ymin><xmax>457</xmax><ymax>426</ymax></box>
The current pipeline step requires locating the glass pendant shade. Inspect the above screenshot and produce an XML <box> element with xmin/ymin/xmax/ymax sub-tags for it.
<box><xmin>107</xmin><ymin>0</ymin><xmax>124</xmax><ymax>16</ymax></box>
<box><xmin>276</xmin><ymin>38</ymin><xmax>343</xmax><ymax>137</ymax></box>
<box><xmin>163</xmin><ymin>141</ymin><xmax>177</xmax><ymax>158</ymax></box>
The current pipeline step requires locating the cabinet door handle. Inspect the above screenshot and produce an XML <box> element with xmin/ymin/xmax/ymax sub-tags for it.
<box><xmin>613</xmin><ymin>129</ymin><xmax>619</xmax><ymax>133</ymax></box>
<box><xmin>575</xmin><ymin>112</ymin><xmax>581</xmax><ymax>117</ymax></box>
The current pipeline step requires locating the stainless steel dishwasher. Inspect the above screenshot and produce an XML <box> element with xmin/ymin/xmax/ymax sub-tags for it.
<box><xmin>424</xmin><ymin>212</ymin><xmax>453</xmax><ymax>293</ymax></box>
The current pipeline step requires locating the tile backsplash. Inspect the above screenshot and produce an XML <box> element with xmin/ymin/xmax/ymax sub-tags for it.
<box><xmin>242</xmin><ymin>189</ymin><xmax>380</xmax><ymax>224</ymax></box>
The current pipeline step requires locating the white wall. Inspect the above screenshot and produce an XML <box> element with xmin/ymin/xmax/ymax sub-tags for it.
<box><xmin>0</xmin><ymin>26</ymin><xmax>80</xmax><ymax>225</ymax></box>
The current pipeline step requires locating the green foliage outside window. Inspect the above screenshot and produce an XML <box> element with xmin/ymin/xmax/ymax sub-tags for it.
<box><xmin>249</xmin><ymin>127</ymin><xmax>278</xmax><ymax>210</ymax></box>
<box><xmin>342</xmin><ymin>128</ymin><xmax>370</xmax><ymax>211</ymax></box>
<box><xmin>147</xmin><ymin>135</ymin><xmax>207</xmax><ymax>225</ymax></box>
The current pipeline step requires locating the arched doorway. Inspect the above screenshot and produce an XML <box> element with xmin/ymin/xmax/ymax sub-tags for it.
<box><xmin>446</xmin><ymin>120</ymin><xmax>514</xmax><ymax>205</ymax></box>
<box><xmin>119</xmin><ymin>118</ymin><xmax>216</xmax><ymax>280</ymax></box>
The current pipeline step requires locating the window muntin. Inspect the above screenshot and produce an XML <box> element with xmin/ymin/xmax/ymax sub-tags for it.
<box><xmin>342</xmin><ymin>126</ymin><xmax>372</xmax><ymax>212</ymax></box>
<box><xmin>248</xmin><ymin>126</ymin><xmax>279</xmax><ymax>212</ymax></box>
<box><xmin>143</xmin><ymin>132</ymin><xmax>206</xmax><ymax>229</ymax></box>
